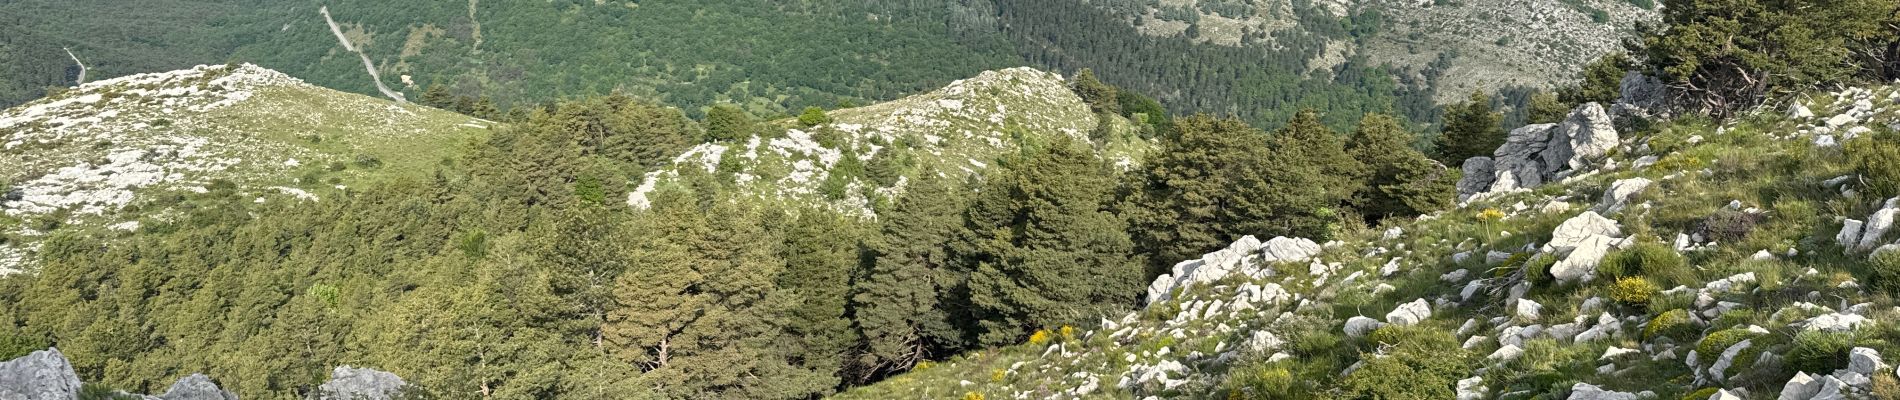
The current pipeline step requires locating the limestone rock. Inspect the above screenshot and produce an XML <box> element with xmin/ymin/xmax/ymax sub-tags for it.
<box><xmin>1345</xmin><ymin>316</ymin><xmax>1384</xmax><ymax>338</ymax></box>
<box><xmin>1489</xmin><ymin>344</ymin><xmax>1525</xmax><ymax>362</ymax></box>
<box><xmin>0</xmin><ymin>347</ymin><xmax>83</xmax><ymax>400</ymax></box>
<box><xmin>1553</xmin><ymin>235</ymin><xmax>1617</xmax><ymax>284</ymax></box>
<box><xmin>1516</xmin><ymin>299</ymin><xmax>1543</xmax><ymax>321</ymax></box>
<box><xmin>1456</xmin><ymin>376</ymin><xmax>1486</xmax><ymax>400</ymax></box>
<box><xmin>1779</xmin><ymin>371</ymin><xmax>1821</xmax><ymax>400</ymax></box>
<box><xmin>1598</xmin><ymin>178</ymin><xmax>1652</xmax><ymax>214</ymax></box>
<box><xmin>317</xmin><ymin>366</ymin><xmax>408</xmax><ymax>400</ymax></box>
<box><xmin>1857</xmin><ymin>205</ymin><xmax>1898</xmax><ymax>252</ymax></box>
<box><xmin>1458</xmin><ymin>157</ymin><xmax>1497</xmax><ymax>201</ymax></box>
<box><xmin>1566</xmin><ymin>382</ymin><xmax>1639</xmax><ymax>400</ymax></box>
<box><xmin>1838</xmin><ymin>219</ymin><xmax>1866</xmax><ymax>250</ymax></box>
<box><xmin>1848</xmin><ymin>347</ymin><xmax>1884</xmax><ymax>376</ymax></box>
<box><xmin>1386</xmin><ymin>299</ymin><xmax>1432</xmax><ymax>326</ymax></box>
<box><xmin>1550</xmin><ymin>212</ymin><xmax>1623</xmax><ymax>252</ymax></box>
<box><xmin>159</xmin><ymin>374</ymin><xmax>237</xmax><ymax>400</ymax></box>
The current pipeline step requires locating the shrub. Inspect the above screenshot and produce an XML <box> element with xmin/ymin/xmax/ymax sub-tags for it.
<box><xmin>0</xmin><ymin>333</ymin><xmax>46</xmax><ymax>360</ymax></box>
<box><xmin>1696</xmin><ymin>329</ymin><xmax>1759</xmax><ymax>359</ymax></box>
<box><xmin>1680</xmin><ymin>388</ymin><xmax>1719</xmax><ymax>400</ymax></box>
<box><xmin>1867</xmin><ymin>251</ymin><xmax>1900</xmax><ymax>296</ymax></box>
<box><xmin>1698</xmin><ymin>209</ymin><xmax>1761</xmax><ymax>244</ymax></box>
<box><xmin>1848</xmin><ymin>131</ymin><xmax>1900</xmax><ymax>198</ymax></box>
<box><xmin>1599</xmin><ymin>242</ymin><xmax>1693</xmax><ymax>286</ymax></box>
<box><xmin>1524</xmin><ymin>254</ymin><xmax>1557</xmax><ymax>287</ymax></box>
<box><xmin>797</xmin><ymin>106</ymin><xmax>832</xmax><ymax>127</ymax></box>
<box><xmin>1222</xmin><ymin>362</ymin><xmax>1298</xmax><ymax>399</ymax></box>
<box><xmin>1341</xmin><ymin>326</ymin><xmax>1470</xmax><ymax>399</ymax></box>
<box><xmin>1644</xmin><ymin>309</ymin><xmax>1696</xmax><ymax>341</ymax></box>
<box><xmin>1607</xmin><ymin>277</ymin><xmax>1659</xmax><ymax>307</ymax></box>
<box><xmin>1876</xmin><ymin>373</ymin><xmax>1900</xmax><ymax>400</ymax></box>
<box><xmin>1784</xmin><ymin>331</ymin><xmax>1855</xmax><ymax>374</ymax></box>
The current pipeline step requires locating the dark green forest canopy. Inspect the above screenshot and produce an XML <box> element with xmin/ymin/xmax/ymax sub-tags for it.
<box><xmin>0</xmin><ymin>0</ymin><xmax>1426</xmax><ymax>129</ymax></box>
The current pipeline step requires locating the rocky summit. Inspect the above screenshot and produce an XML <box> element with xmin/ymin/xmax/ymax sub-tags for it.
<box><xmin>0</xmin><ymin>63</ymin><xmax>487</xmax><ymax>275</ymax></box>
<box><xmin>628</xmin><ymin>66</ymin><xmax>1149</xmax><ymax>217</ymax></box>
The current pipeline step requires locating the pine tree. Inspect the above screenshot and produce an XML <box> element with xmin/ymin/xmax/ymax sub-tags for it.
<box><xmin>604</xmin><ymin>191</ymin><xmax>827</xmax><ymax>399</ymax></box>
<box><xmin>1070</xmin><ymin>69</ymin><xmax>1121</xmax><ymax>115</ymax></box>
<box><xmin>1255</xmin><ymin>110</ymin><xmax>1363</xmax><ymax>239</ymax></box>
<box><xmin>1347</xmin><ymin>114</ymin><xmax>1455</xmax><ymax>222</ymax></box>
<box><xmin>1558</xmin><ymin>54</ymin><xmax>1631</xmax><ymax>106</ymax></box>
<box><xmin>775</xmin><ymin>210</ymin><xmax>862</xmax><ymax>390</ymax></box>
<box><xmin>1435</xmin><ymin>91</ymin><xmax>1504</xmax><ymax>165</ymax></box>
<box><xmin>705</xmin><ymin>104</ymin><xmax>756</xmax><ymax>142</ymax></box>
<box><xmin>1527</xmin><ymin>91</ymin><xmax>1569</xmax><ymax>124</ymax></box>
<box><xmin>850</xmin><ymin>174</ymin><xmax>972</xmax><ymax>380</ymax></box>
<box><xmin>958</xmin><ymin>137</ymin><xmax>1139</xmax><ymax>345</ymax></box>
<box><xmin>420</xmin><ymin>84</ymin><xmax>455</xmax><ymax>110</ymax></box>
<box><xmin>1126</xmin><ymin>115</ymin><xmax>1276</xmax><ymax>276</ymax></box>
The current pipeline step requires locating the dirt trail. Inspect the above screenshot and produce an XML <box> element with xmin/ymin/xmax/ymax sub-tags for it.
<box><xmin>320</xmin><ymin>6</ymin><xmax>407</xmax><ymax>103</ymax></box>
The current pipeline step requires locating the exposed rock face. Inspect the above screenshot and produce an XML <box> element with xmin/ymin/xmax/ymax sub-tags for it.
<box><xmin>1457</xmin><ymin>103</ymin><xmax>1621</xmax><ymax>202</ymax></box>
<box><xmin>0</xmin><ymin>347</ymin><xmax>83</xmax><ymax>400</ymax></box>
<box><xmin>1385</xmin><ymin>299</ymin><xmax>1432</xmax><ymax>326</ymax></box>
<box><xmin>1145</xmin><ymin>236</ymin><xmax>1321</xmax><ymax>305</ymax></box>
<box><xmin>1597</xmin><ymin>178</ymin><xmax>1652</xmax><ymax>214</ymax></box>
<box><xmin>157</xmin><ymin>374</ymin><xmax>237</xmax><ymax>400</ymax></box>
<box><xmin>1566</xmin><ymin>382</ymin><xmax>1639</xmax><ymax>400</ymax></box>
<box><xmin>317</xmin><ymin>366</ymin><xmax>408</xmax><ymax>400</ymax></box>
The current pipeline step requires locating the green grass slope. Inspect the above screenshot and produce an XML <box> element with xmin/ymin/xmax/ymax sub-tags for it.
<box><xmin>0</xmin><ymin>63</ymin><xmax>490</xmax><ymax>275</ymax></box>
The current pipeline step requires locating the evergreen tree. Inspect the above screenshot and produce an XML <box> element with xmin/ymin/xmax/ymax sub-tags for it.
<box><xmin>1255</xmin><ymin>110</ymin><xmax>1363</xmax><ymax>239</ymax></box>
<box><xmin>1070</xmin><ymin>68</ymin><xmax>1121</xmax><ymax>115</ymax></box>
<box><xmin>775</xmin><ymin>210</ymin><xmax>863</xmax><ymax>391</ymax></box>
<box><xmin>1640</xmin><ymin>0</ymin><xmax>1900</xmax><ymax>117</ymax></box>
<box><xmin>1527</xmin><ymin>91</ymin><xmax>1569</xmax><ymax>124</ymax></box>
<box><xmin>1347</xmin><ymin>114</ymin><xmax>1455</xmax><ymax>222</ymax></box>
<box><xmin>850</xmin><ymin>174</ymin><xmax>972</xmax><ymax>380</ymax></box>
<box><xmin>1435</xmin><ymin>91</ymin><xmax>1505</xmax><ymax>165</ymax></box>
<box><xmin>705</xmin><ymin>104</ymin><xmax>756</xmax><ymax>142</ymax></box>
<box><xmin>1558</xmin><ymin>53</ymin><xmax>1631</xmax><ymax>106</ymax></box>
<box><xmin>1126</xmin><ymin>115</ymin><xmax>1276</xmax><ymax>276</ymax></box>
<box><xmin>420</xmin><ymin>84</ymin><xmax>455</xmax><ymax>110</ymax></box>
<box><xmin>604</xmin><ymin>191</ymin><xmax>827</xmax><ymax>399</ymax></box>
<box><xmin>957</xmin><ymin>137</ymin><xmax>1139</xmax><ymax>345</ymax></box>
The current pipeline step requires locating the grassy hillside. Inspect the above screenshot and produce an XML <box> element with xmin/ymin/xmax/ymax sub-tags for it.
<box><xmin>0</xmin><ymin>63</ymin><xmax>489</xmax><ymax>275</ymax></box>
<box><xmin>835</xmin><ymin>88</ymin><xmax>1900</xmax><ymax>398</ymax></box>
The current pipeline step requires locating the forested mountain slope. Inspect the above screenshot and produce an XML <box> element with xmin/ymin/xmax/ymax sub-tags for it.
<box><xmin>0</xmin><ymin>0</ymin><xmax>1647</xmax><ymax>129</ymax></box>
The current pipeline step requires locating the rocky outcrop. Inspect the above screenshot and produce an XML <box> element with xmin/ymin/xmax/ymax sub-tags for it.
<box><xmin>316</xmin><ymin>366</ymin><xmax>407</xmax><ymax>400</ymax></box>
<box><xmin>1145</xmin><ymin>236</ymin><xmax>1321</xmax><ymax>305</ymax></box>
<box><xmin>0</xmin><ymin>347</ymin><xmax>83</xmax><ymax>400</ymax></box>
<box><xmin>157</xmin><ymin>374</ymin><xmax>238</xmax><ymax>400</ymax></box>
<box><xmin>1457</xmin><ymin>103</ymin><xmax>1621</xmax><ymax>202</ymax></box>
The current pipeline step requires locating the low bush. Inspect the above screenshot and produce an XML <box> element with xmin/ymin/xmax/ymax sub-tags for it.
<box><xmin>1784</xmin><ymin>331</ymin><xmax>1855</xmax><ymax>374</ymax></box>
<box><xmin>1608</xmin><ymin>277</ymin><xmax>1659</xmax><ymax>308</ymax></box>
<box><xmin>1644</xmin><ymin>309</ymin><xmax>1696</xmax><ymax>342</ymax></box>
<box><xmin>1599</xmin><ymin>242</ymin><xmax>1694</xmax><ymax>286</ymax></box>
<box><xmin>1847</xmin><ymin>130</ymin><xmax>1900</xmax><ymax>198</ymax></box>
<box><xmin>1696</xmin><ymin>329</ymin><xmax>1759</xmax><ymax>359</ymax></box>
<box><xmin>1867</xmin><ymin>251</ymin><xmax>1900</xmax><ymax>296</ymax></box>
<box><xmin>1341</xmin><ymin>326</ymin><xmax>1470</xmax><ymax>399</ymax></box>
